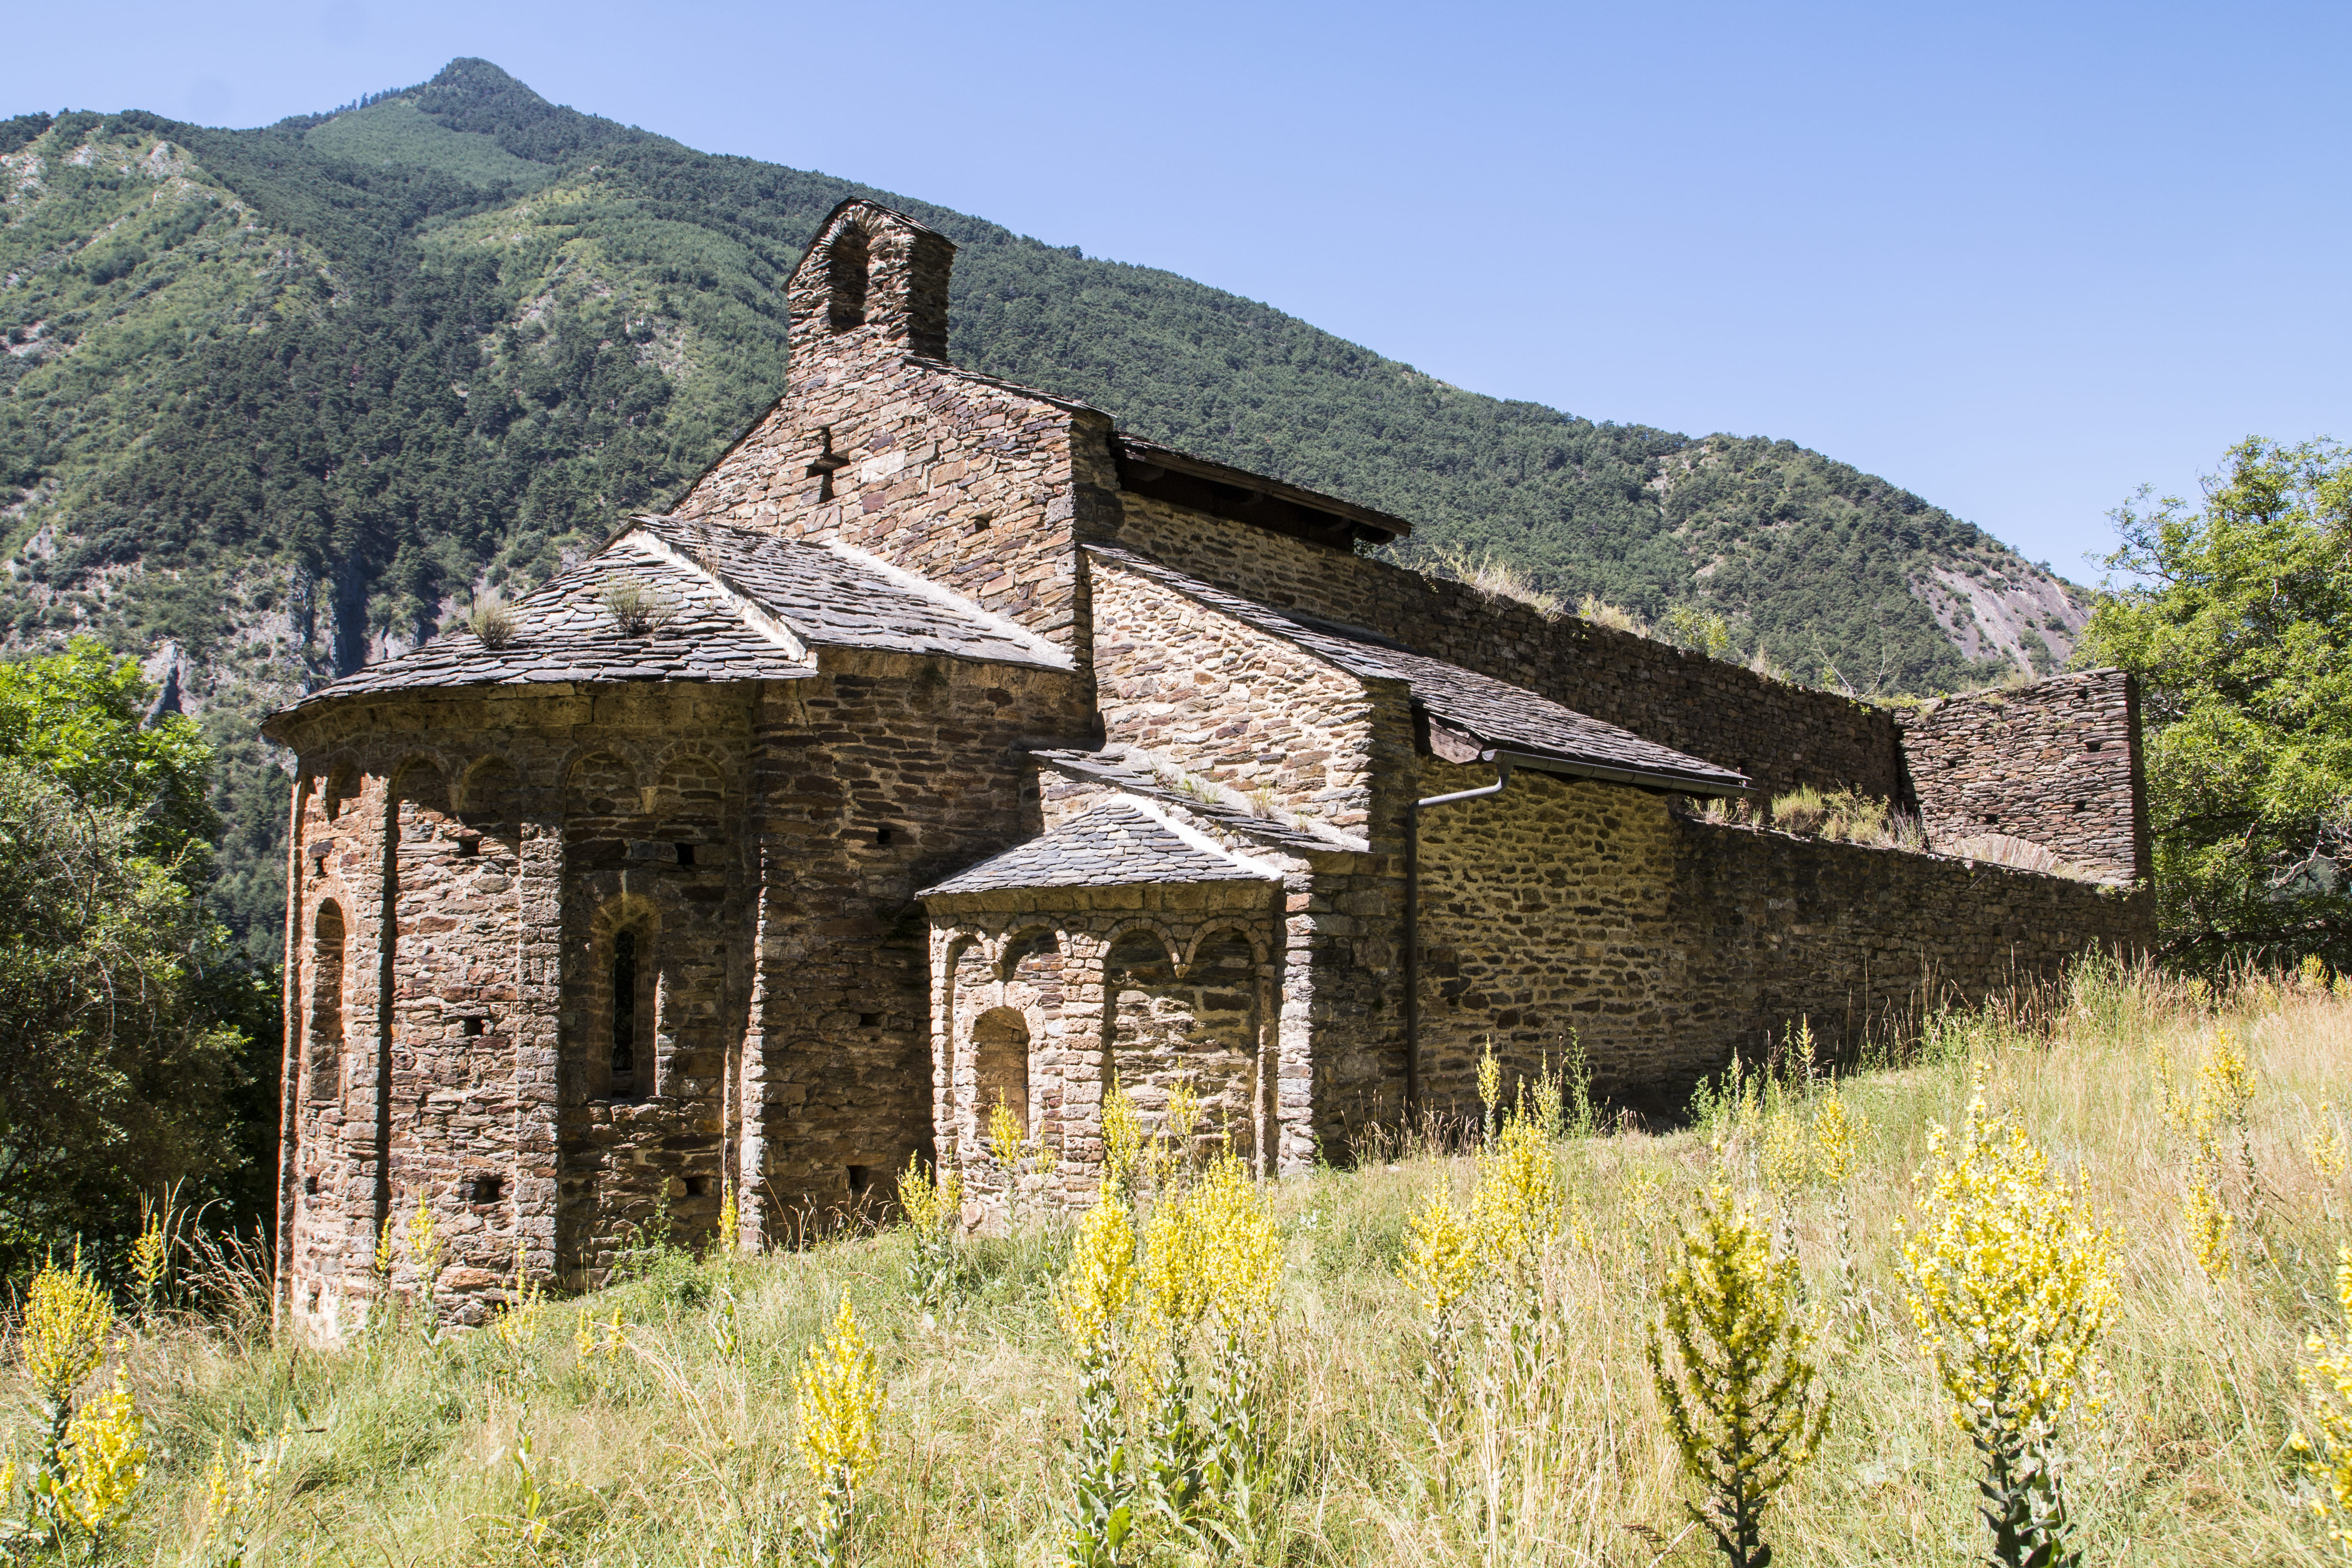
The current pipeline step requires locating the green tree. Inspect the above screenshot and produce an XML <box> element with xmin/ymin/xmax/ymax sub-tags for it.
<box><xmin>2080</xmin><ymin>437</ymin><xmax>2352</xmax><ymax>970</ymax></box>
<box><xmin>0</xmin><ymin>639</ymin><xmax>217</xmax><ymax>873</ymax></box>
<box><xmin>0</xmin><ymin>642</ymin><xmax>268</xmax><ymax>1270</ymax></box>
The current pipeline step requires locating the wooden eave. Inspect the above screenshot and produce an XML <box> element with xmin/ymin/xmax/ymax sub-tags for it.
<box><xmin>1113</xmin><ymin>436</ymin><xmax>1411</xmax><ymax>551</ymax></box>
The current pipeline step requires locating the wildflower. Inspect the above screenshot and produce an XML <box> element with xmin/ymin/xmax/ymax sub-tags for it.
<box><xmin>1186</xmin><ymin>1155</ymin><xmax>1283</xmax><ymax>1333</ymax></box>
<box><xmin>1809</xmin><ymin>1091</ymin><xmax>1863</xmax><ymax>1188</ymax></box>
<box><xmin>55</xmin><ymin>1371</ymin><xmax>145</xmax><ymax>1537</ymax></box>
<box><xmin>1101</xmin><ymin>1080</ymin><xmax>1144</xmax><ymax>1199</ymax></box>
<box><xmin>490</xmin><ymin>1251</ymin><xmax>541</xmax><ymax>1352</ymax></box>
<box><xmin>2186</xmin><ymin>1159</ymin><xmax>2233</xmax><ymax>1280</ymax></box>
<box><xmin>21</xmin><ymin>1256</ymin><xmax>111</xmax><ymax>1416</ymax></box>
<box><xmin>988</xmin><ymin>1092</ymin><xmax>1026</xmax><ymax>1173</ymax></box>
<box><xmin>1477</xmin><ymin>1043</ymin><xmax>1502</xmax><ymax>1141</ymax></box>
<box><xmin>1903</xmin><ymin>1073</ymin><xmax>2115</xmax><ymax>1567</ymax></box>
<box><xmin>128</xmin><ymin>1203</ymin><xmax>170</xmax><ymax>1315</ymax></box>
<box><xmin>1649</xmin><ymin>1185</ymin><xmax>1828</xmax><ymax>1568</ymax></box>
<box><xmin>900</xmin><ymin>1152</ymin><xmax>965</xmax><ymax>1312</ymax></box>
<box><xmin>2200</xmin><ymin>1027</ymin><xmax>2255</xmax><ymax>1131</ymax></box>
<box><xmin>1056</xmin><ymin>1183</ymin><xmax>1139</xmax><ymax>1566</ymax></box>
<box><xmin>2311</xmin><ymin>1106</ymin><xmax>2348</xmax><ymax>1183</ymax></box>
<box><xmin>793</xmin><ymin>1291</ymin><xmax>885</xmax><ymax>1568</ymax></box>
<box><xmin>714</xmin><ymin>1180</ymin><xmax>740</xmax><ymax>1257</ymax></box>
<box><xmin>2291</xmin><ymin>1248</ymin><xmax>2352</xmax><ymax>1548</ymax></box>
<box><xmin>1468</xmin><ymin>1106</ymin><xmax>1563</xmax><ymax>1273</ymax></box>
<box><xmin>403</xmin><ymin>1191</ymin><xmax>445</xmax><ymax>1322</ymax></box>
<box><xmin>1397</xmin><ymin>1176</ymin><xmax>1477</xmax><ymax>1321</ymax></box>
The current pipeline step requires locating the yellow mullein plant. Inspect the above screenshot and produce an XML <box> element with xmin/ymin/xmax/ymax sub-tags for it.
<box><xmin>1648</xmin><ymin>1185</ymin><xmax>1828</xmax><ymax>1568</ymax></box>
<box><xmin>1056</xmin><ymin>1182</ymin><xmax>1139</xmax><ymax>1567</ymax></box>
<box><xmin>21</xmin><ymin>1253</ymin><xmax>111</xmax><ymax>1472</ymax></box>
<box><xmin>793</xmin><ymin>1290</ymin><xmax>885</xmax><ymax>1568</ymax></box>
<box><xmin>1398</xmin><ymin>1174</ymin><xmax>1479</xmax><ymax>1493</ymax></box>
<box><xmin>2291</xmin><ymin>1248</ymin><xmax>2352</xmax><ymax>1552</ymax></box>
<box><xmin>1904</xmin><ymin>1072</ymin><xmax>2116</xmax><ymax>1568</ymax></box>
<box><xmin>52</xmin><ymin>1371</ymin><xmax>145</xmax><ymax>1542</ymax></box>
<box><xmin>900</xmin><ymin>1151</ymin><xmax>965</xmax><ymax>1313</ymax></box>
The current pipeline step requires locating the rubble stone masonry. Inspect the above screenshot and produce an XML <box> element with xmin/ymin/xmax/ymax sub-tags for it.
<box><xmin>1898</xmin><ymin>670</ymin><xmax>2148</xmax><ymax>883</ymax></box>
<box><xmin>1105</xmin><ymin>495</ymin><xmax>1906</xmax><ymax>802</ymax></box>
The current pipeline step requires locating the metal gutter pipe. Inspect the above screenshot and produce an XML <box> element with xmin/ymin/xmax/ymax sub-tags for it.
<box><xmin>1399</xmin><ymin>748</ymin><xmax>1746</xmax><ymax>1118</ymax></box>
<box><xmin>1403</xmin><ymin>757</ymin><xmax>1513</xmax><ymax>1118</ymax></box>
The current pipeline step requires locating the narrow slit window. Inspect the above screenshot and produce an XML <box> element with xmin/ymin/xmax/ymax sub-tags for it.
<box><xmin>611</xmin><ymin>929</ymin><xmax>639</xmax><ymax>1093</ymax></box>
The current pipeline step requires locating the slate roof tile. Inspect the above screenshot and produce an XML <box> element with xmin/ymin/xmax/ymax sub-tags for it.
<box><xmin>917</xmin><ymin>800</ymin><xmax>1278</xmax><ymax>897</ymax></box>
<box><xmin>1086</xmin><ymin>545</ymin><xmax>1749</xmax><ymax>794</ymax></box>
<box><xmin>1026</xmin><ymin>748</ymin><xmax>1344</xmax><ymax>855</ymax></box>
<box><xmin>270</xmin><ymin>516</ymin><xmax>1066</xmax><ymax>727</ymax></box>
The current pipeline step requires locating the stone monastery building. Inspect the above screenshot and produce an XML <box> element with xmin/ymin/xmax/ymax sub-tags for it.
<box><xmin>265</xmin><ymin>199</ymin><xmax>2151</xmax><ymax>1331</ymax></box>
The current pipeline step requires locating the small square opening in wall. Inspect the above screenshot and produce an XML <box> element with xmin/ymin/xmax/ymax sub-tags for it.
<box><xmin>469</xmin><ymin>1175</ymin><xmax>504</xmax><ymax>1205</ymax></box>
<box><xmin>462</xmin><ymin>1016</ymin><xmax>485</xmax><ymax>1037</ymax></box>
<box><xmin>455</xmin><ymin>837</ymin><xmax>479</xmax><ymax>858</ymax></box>
<box><xmin>675</xmin><ymin>842</ymin><xmax>695</xmax><ymax>867</ymax></box>
<box><xmin>874</xmin><ymin>827</ymin><xmax>894</xmax><ymax>846</ymax></box>
<box><xmin>968</xmin><ymin>513</ymin><xmax>994</xmax><ymax>535</ymax></box>
<box><xmin>684</xmin><ymin>1175</ymin><xmax>711</xmax><ymax>1198</ymax></box>
<box><xmin>2086</xmin><ymin>739</ymin><xmax>2105</xmax><ymax>752</ymax></box>
<box><xmin>858</xmin><ymin>1012</ymin><xmax>881</xmax><ymax>1028</ymax></box>
<box><xmin>847</xmin><ymin>1165</ymin><xmax>873</xmax><ymax>1196</ymax></box>
<box><xmin>304</xmin><ymin>1175</ymin><xmax>319</xmax><ymax>1197</ymax></box>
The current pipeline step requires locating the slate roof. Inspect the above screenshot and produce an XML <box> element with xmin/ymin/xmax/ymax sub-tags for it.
<box><xmin>268</xmin><ymin>516</ymin><xmax>1066</xmax><ymax>729</ymax></box>
<box><xmin>1086</xmin><ymin>546</ymin><xmax>1750</xmax><ymax>795</ymax></box>
<box><xmin>916</xmin><ymin>800</ymin><xmax>1278</xmax><ymax>897</ymax></box>
<box><xmin>1027</xmin><ymin>747</ymin><xmax>1346</xmax><ymax>856</ymax></box>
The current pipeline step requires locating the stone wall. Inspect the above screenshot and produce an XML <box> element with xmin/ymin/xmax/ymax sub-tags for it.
<box><xmin>1669</xmin><ymin>819</ymin><xmax>2154</xmax><ymax>1081</ymax></box>
<box><xmin>1405</xmin><ymin>758</ymin><xmax>2155</xmax><ymax>1121</ymax></box>
<box><xmin>673</xmin><ymin>201</ymin><xmax>1120</xmax><ymax>662</ymax></box>
<box><xmin>273</xmin><ymin>647</ymin><xmax>1090</xmax><ymax>1327</ymax></box>
<box><xmin>1090</xmin><ymin>557</ymin><xmax>1380</xmax><ymax>832</ymax></box>
<box><xmin>925</xmin><ymin>881</ymin><xmax>1284</xmax><ymax>1217</ymax></box>
<box><xmin>1898</xmin><ymin>669</ymin><xmax>2148</xmax><ymax>883</ymax></box>
<box><xmin>1103</xmin><ymin>494</ymin><xmax>1905</xmax><ymax>802</ymax></box>
<box><xmin>1408</xmin><ymin>763</ymin><xmax>1688</xmax><ymax>1121</ymax></box>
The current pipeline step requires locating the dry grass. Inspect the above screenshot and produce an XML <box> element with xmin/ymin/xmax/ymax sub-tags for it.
<box><xmin>28</xmin><ymin>963</ymin><xmax>2352</xmax><ymax>1564</ymax></box>
<box><xmin>1428</xmin><ymin>547</ymin><xmax>1563</xmax><ymax>618</ymax></box>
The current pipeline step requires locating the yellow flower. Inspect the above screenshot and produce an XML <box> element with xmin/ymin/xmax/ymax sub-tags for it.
<box><xmin>1101</xmin><ymin>1081</ymin><xmax>1144</xmax><ymax>1197</ymax></box>
<box><xmin>490</xmin><ymin>1251</ymin><xmax>541</xmax><ymax>1349</ymax></box>
<box><xmin>899</xmin><ymin>1152</ymin><xmax>962</xmax><ymax>1237</ymax></box>
<box><xmin>1187</xmin><ymin>1155</ymin><xmax>1285</xmax><ymax>1332</ymax></box>
<box><xmin>1902</xmin><ymin>1074</ymin><xmax>2117</xmax><ymax>1437</ymax></box>
<box><xmin>2311</xmin><ymin>1106</ymin><xmax>2347</xmax><ymax>1183</ymax></box>
<box><xmin>1477</xmin><ymin>1044</ymin><xmax>1502</xmax><ymax>1130</ymax></box>
<box><xmin>715</xmin><ymin>1180</ymin><xmax>741</xmax><ymax>1255</ymax></box>
<box><xmin>21</xmin><ymin>1256</ymin><xmax>111</xmax><ymax>1408</ymax></box>
<box><xmin>988</xmin><ymin>1091</ymin><xmax>1027</xmax><ymax>1175</ymax></box>
<box><xmin>1810</xmin><ymin>1092</ymin><xmax>1864</xmax><ymax>1188</ymax></box>
<box><xmin>2292</xmin><ymin>1249</ymin><xmax>2352</xmax><ymax>1547</ymax></box>
<box><xmin>2184</xmin><ymin>1167</ymin><xmax>2233</xmax><ymax>1281</ymax></box>
<box><xmin>1055</xmin><ymin>1184</ymin><xmax>1137</xmax><ymax>1347</ymax></box>
<box><xmin>1469</xmin><ymin>1107</ymin><xmax>1562</xmax><ymax>1269</ymax></box>
<box><xmin>2198</xmin><ymin>1027</ymin><xmax>2254</xmax><ymax>1133</ymax></box>
<box><xmin>128</xmin><ymin>1208</ymin><xmax>169</xmax><ymax>1309</ymax></box>
<box><xmin>1648</xmin><ymin>1185</ymin><xmax>1826</xmax><ymax>1552</ymax></box>
<box><xmin>1137</xmin><ymin>1154</ymin><xmax>1284</xmax><ymax>1341</ymax></box>
<box><xmin>56</xmin><ymin>1371</ymin><xmax>145</xmax><ymax>1535</ymax></box>
<box><xmin>794</xmin><ymin>1291</ymin><xmax>883</xmax><ymax>1489</ymax></box>
<box><xmin>1397</xmin><ymin>1176</ymin><xmax>1476</xmax><ymax>1319</ymax></box>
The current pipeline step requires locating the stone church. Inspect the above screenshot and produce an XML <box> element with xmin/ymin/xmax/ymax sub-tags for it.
<box><xmin>265</xmin><ymin>199</ymin><xmax>2151</xmax><ymax>1331</ymax></box>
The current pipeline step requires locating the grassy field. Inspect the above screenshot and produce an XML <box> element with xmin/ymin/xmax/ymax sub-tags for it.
<box><xmin>24</xmin><ymin>960</ymin><xmax>2352</xmax><ymax>1565</ymax></box>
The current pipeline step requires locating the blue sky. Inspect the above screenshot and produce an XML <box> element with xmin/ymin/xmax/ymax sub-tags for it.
<box><xmin>11</xmin><ymin>1</ymin><xmax>2346</xmax><ymax>583</ymax></box>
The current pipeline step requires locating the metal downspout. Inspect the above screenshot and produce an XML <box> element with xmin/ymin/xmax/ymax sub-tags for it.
<box><xmin>1403</xmin><ymin>757</ymin><xmax>1513</xmax><ymax>1119</ymax></box>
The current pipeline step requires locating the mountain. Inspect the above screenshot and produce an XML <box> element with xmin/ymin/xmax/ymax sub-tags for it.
<box><xmin>0</xmin><ymin>59</ymin><xmax>2090</xmax><ymax>959</ymax></box>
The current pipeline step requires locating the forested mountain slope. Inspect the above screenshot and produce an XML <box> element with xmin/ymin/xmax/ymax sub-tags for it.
<box><xmin>0</xmin><ymin>60</ymin><xmax>2088</xmax><ymax>957</ymax></box>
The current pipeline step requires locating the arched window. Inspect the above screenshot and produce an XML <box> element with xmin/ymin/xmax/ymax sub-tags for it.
<box><xmin>827</xmin><ymin>224</ymin><xmax>870</xmax><ymax>331</ymax></box>
<box><xmin>972</xmin><ymin>1007</ymin><xmax>1030</xmax><ymax>1136</ymax></box>
<box><xmin>611</xmin><ymin>929</ymin><xmax>643</xmax><ymax>1098</ymax></box>
<box><xmin>308</xmin><ymin>901</ymin><xmax>346</xmax><ymax>1101</ymax></box>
